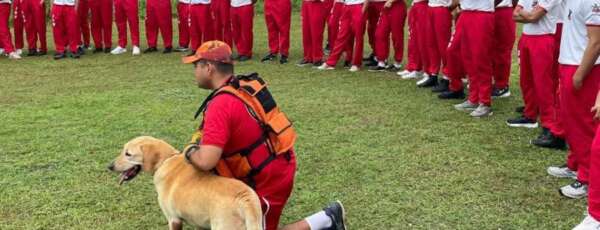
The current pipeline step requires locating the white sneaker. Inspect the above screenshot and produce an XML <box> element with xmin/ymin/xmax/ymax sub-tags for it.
<box><xmin>560</xmin><ymin>181</ymin><xmax>588</xmax><ymax>199</ymax></box>
<box><xmin>0</xmin><ymin>48</ymin><xmax>5</xmax><ymax>55</ymax></box>
<box><xmin>111</xmin><ymin>46</ymin><xmax>127</xmax><ymax>55</ymax></box>
<box><xmin>349</xmin><ymin>65</ymin><xmax>359</xmax><ymax>72</ymax></box>
<box><xmin>573</xmin><ymin>214</ymin><xmax>600</xmax><ymax>230</ymax></box>
<box><xmin>397</xmin><ymin>70</ymin><xmax>410</xmax><ymax>76</ymax></box>
<box><xmin>416</xmin><ymin>74</ymin><xmax>431</xmax><ymax>85</ymax></box>
<box><xmin>454</xmin><ymin>101</ymin><xmax>478</xmax><ymax>112</ymax></box>
<box><xmin>8</xmin><ymin>52</ymin><xmax>22</xmax><ymax>59</ymax></box>
<box><xmin>15</xmin><ymin>49</ymin><xmax>22</xmax><ymax>55</ymax></box>
<box><xmin>132</xmin><ymin>46</ymin><xmax>140</xmax><ymax>55</ymax></box>
<box><xmin>470</xmin><ymin>105</ymin><xmax>493</xmax><ymax>118</ymax></box>
<box><xmin>317</xmin><ymin>63</ymin><xmax>335</xmax><ymax>70</ymax></box>
<box><xmin>547</xmin><ymin>165</ymin><xmax>577</xmax><ymax>179</ymax></box>
<box><xmin>403</xmin><ymin>71</ymin><xmax>423</xmax><ymax>80</ymax></box>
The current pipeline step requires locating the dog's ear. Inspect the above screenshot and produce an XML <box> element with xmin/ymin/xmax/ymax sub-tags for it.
<box><xmin>140</xmin><ymin>144</ymin><xmax>161</xmax><ymax>172</ymax></box>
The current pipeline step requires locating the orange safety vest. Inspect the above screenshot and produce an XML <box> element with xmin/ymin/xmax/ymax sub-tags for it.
<box><xmin>190</xmin><ymin>73</ymin><xmax>297</xmax><ymax>181</ymax></box>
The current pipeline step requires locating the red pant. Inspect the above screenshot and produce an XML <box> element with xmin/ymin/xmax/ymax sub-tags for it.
<box><xmin>425</xmin><ymin>6</ymin><xmax>451</xmax><ymax>75</ymax></box>
<box><xmin>447</xmin><ymin>11</ymin><xmax>494</xmax><ymax>105</ymax></box>
<box><xmin>366</xmin><ymin>1</ymin><xmax>384</xmax><ymax>53</ymax></box>
<box><xmin>518</xmin><ymin>34</ymin><xmax>563</xmax><ymax>136</ymax></box>
<box><xmin>177</xmin><ymin>2</ymin><xmax>191</xmax><ymax>48</ymax></box>
<box><xmin>231</xmin><ymin>5</ymin><xmax>254</xmax><ymax>57</ymax></box>
<box><xmin>255</xmin><ymin>154</ymin><xmax>296</xmax><ymax>230</ymax></box>
<box><xmin>189</xmin><ymin>4</ymin><xmax>212</xmax><ymax>50</ymax></box>
<box><xmin>22</xmin><ymin>0</ymin><xmax>46</xmax><ymax>52</ymax></box>
<box><xmin>78</xmin><ymin>0</ymin><xmax>91</xmax><ymax>47</ymax></box>
<box><xmin>560</xmin><ymin>65</ymin><xmax>600</xmax><ymax>184</ymax></box>
<box><xmin>12</xmin><ymin>0</ymin><xmax>24</xmax><ymax>50</ymax></box>
<box><xmin>264</xmin><ymin>0</ymin><xmax>291</xmax><ymax>56</ymax></box>
<box><xmin>493</xmin><ymin>7</ymin><xmax>516</xmax><ymax>89</ymax></box>
<box><xmin>323</xmin><ymin>0</ymin><xmax>334</xmax><ymax>42</ymax></box>
<box><xmin>90</xmin><ymin>0</ymin><xmax>112</xmax><ymax>49</ymax></box>
<box><xmin>374</xmin><ymin>1</ymin><xmax>406</xmax><ymax>64</ymax></box>
<box><xmin>145</xmin><ymin>0</ymin><xmax>173</xmax><ymax>48</ymax></box>
<box><xmin>412</xmin><ymin>2</ymin><xmax>430</xmax><ymax>73</ymax></box>
<box><xmin>327</xmin><ymin>2</ymin><xmax>352</xmax><ymax>63</ymax></box>
<box><xmin>114</xmin><ymin>0</ymin><xmax>140</xmax><ymax>47</ymax></box>
<box><xmin>51</xmin><ymin>5</ymin><xmax>79</xmax><ymax>53</ymax></box>
<box><xmin>0</xmin><ymin>3</ymin><xmax>14</xmax><ymax>53</ymax></box>
<box><xmin>326</xmin><ymin>4</ymin><xmax>366</xmax><ymax>67</ymax></box>
<box><xmin>587</xmin><ymin>125</ymin><xmax>600</xmax><ymax>220</ymax></box>
<box><xmin>212</xmin><ymin>0</ymin><xmax>232</xmax><ymax>46</ymax></box>
<box><xmin>301</xmin><ymin>1</ymin><xmax>328</xmax><ymax>62</ymax></box>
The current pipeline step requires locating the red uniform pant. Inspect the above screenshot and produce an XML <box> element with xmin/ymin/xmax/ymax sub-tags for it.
<box><xmin>22</xmin><ymin>0</ymin><xmax>46</xmax><ymax>52</ymax></box>
<box><xmin>145</xmin><ymin>0</ymin><xmax>173</xmax><ymax>48</ymax></box>
<box><xmin>264</xmin><ymin>0</ymin><xmax>291</xmax><ymax>56</ymax></box>
<box><xmin>0</xmin><ymin>3</ymin><xmax>14</xmax><ymax>53</ymax></box>
<box><xmin>493</xmin><ymin>7</ymin><xmax>516</xmax><ymax>89</ymax></box>
<box><xmin>51</xmin><ymin>4</ymin><xmax>79</xmax><ymax>53</ymax></box>
<box><xmin>323</xmin><ymin>0</ymin><xmax>334</xmax><ymax>44</ymax></box>
<box><xmin>518</xmin><ymin>34</ymin><xmax>563</xmax><ymax>136</ymax></box>
<box><xmin>327</xmin><ymin>2</ymin><xmax>343</xmax><ymax>49</ymax></box>
<box><xmin>212</xmin><ymin>0</ymin><xmax>232</xmax><ymax>46</ymax></box>
<box><xmin>301</xmin><ymin>1</ymin><xmax>328</xmax><ymax>62</ymax></box>
<box><xmin>177</xmin><ymin>2</ymin><xmax>191</xmax><ymax>48</ymax></box>
<box><xmin>189</xmin><ymin>4</ymin><xmax>212</xmax><ymax>50</ymax></box>
<box><xmin>78</xmin><ymin>0</ymin><xmax>90</xmax><ymax>47</ymax></box>
<box><xmin>255</xmin><ymin>153</ymin><xmax>296</xmax><ymax>230</ymax></box>
<box><xmin>12</xmin><ymin>0</ymin><xmax>24</xmax><ymax>50</ymax></box>
<box><xmin>425</xmin><ymin>6</ymin><xmax>451</xmax><ymax>75</ymax></box>
<box><xmin>560</xmin><ymin>65</ymin><xmax>600</xmax><ymax>184</ymax></box>
<box><xmin>447</xmin><ymin>11</ymin><xmax>494</xmax><ymax>106</ymax></box>
<box><xmin>366</xmin><ymin>1</ymin><xmax>384</xmax><ymax>54</ymax></box>
<box><xmin>114</xmin><ymin>0</ymin><xmax>140</xmax><ymax>48</ymax></box>
<box><xmin>325</xmin><ymin>4</ymin><xmax>366</xmax><ymax>67</ymax></box>
<box><xmin>90</xmin><ymin>0</ymin><xmax>112</xmax><ymax>49</ymax></box>
<box><xmin>412</xmin><ymin>2</ymin><xmax>430</xmax><ymax>73</ymax></box>
<box><xmin>231</xmin><ymin>4</ymin><xmax>254</xmax><ymax>57</ymax></box>
<box><xmin>374</xmin><ymin>1</ymin><xmax>406</xmax><ymax>64</ymax></box>
<box><xmin>587</xmin><ymin>123</ymin><xmax>600</xmax><ymax>220</ymax></box>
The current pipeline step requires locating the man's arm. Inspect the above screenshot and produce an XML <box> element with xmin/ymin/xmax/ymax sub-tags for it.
<box><xmin>573</xmin><ymin>26</ymin><xmax>600</xmax><ymax>90</ymax></box>
<box><xmin>187</xmin><ymin>145</ymin><xmax>223</xmax><ymax>171</ymax></box>
<box><xmin>515</xmin><ymin>6</ymin><xmax>547</xmax><ymax>23</ymax></box>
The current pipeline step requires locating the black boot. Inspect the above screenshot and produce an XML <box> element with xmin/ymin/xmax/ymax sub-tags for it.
<box><xmin>532</xmin><ymin>128</ymin><xmax>567</xmax><ymax>150</ymax></box>
<box><xmin>432</xmin><ymin>79</ymin><xmax>449</xmax><ymax>93</ymax></box>
<box><xmin>417</xmin><ymin>75</ymin><xmax>438</xmax><ymax>88</ymax></box>
<box><xmin>163</xmin><ymin>47</ymin><xmax>173</xmax><ymax>54</ymax></box>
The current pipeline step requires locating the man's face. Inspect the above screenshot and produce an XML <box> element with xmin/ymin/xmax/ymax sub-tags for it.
<box><xmin>194</xmin><ymin>61</ymin><xmax>213</xmax><ymax>89</ymax></box>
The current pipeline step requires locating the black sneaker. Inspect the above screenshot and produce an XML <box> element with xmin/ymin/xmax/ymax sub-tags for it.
<box><xmin>363</xmin><ymin>53</ymin><xmax>375</xmax><ymax>62</ymax></box>
<box><xmin>492</xmin><ymin>87</ymin><xmax>511</xmax><ymax>98</ymax></box>
<box><xmin>506</xmin><ymin>116</ymin><xmax>538</xmax><ymax>128</ymax></box>
<box><xmin>438</xmin><ymin>90</ymin><xmax>465</xmax><ymax>99</ymax></box>
<box><xmin>143</xmin><ymin>47</ymin><xmax>158</xmax><ymax>53</ymax></box>
<box><xmin>532</xmin><ymin>129</ymin><xmax>567</xmax><ymax>150</ymax></box>
<box><xmin>515</xmin><ymin>106</ymin><xmax>525</xmax><ymax>114</ymax></box>
<box><xmin>238</xmin><ymin>55</ymin><xmax>251</xmax><ymax>62</ymax></box>
<box><xmin>417</xmin><ymin>75</ymin><xmax>438</xmax><ymax>88</ymax></box>
<box><xmin>364</xmin><ymin>59</ymin><xmax>379</xmax><ymax>67</ymax></box>
<box><xmin>163</xmin><ymin>47</ymin><xmax>173</xmax><ymax>54</ymax></box>
<box><xmin>27</xmin><ymin>49</ymin><xmax>37</xmax><ymax>56</ymax></box>
<box><xmin>53</xmin><ymin>52</ymin><xmax>66</xmax><ymax>60</ymax></box>
<box><xmin>104</xmin><ymin>47</ymin><xmax>111</xmax><ymax>53</ymax></box>
<box><xmin>174</xmin><ymin>46</ymin><xmax>189</xmax><ymax>52</ymax></box>
<box><xmin>343</xmin><ymin>61</ymin><xmax>351</xmax><ymax>68</ymax></box>
<box><xmin>37</xmin><ymin>50</ymin><xmax>47</xmax><ymax>56</ymax></box>
<box><xmin>323</xmin><ymin>201</ymin><xmax>346</xmax><ymax>230</ymax></box>
<box><xmin>387</xmin><ymin>65</ymin><xmax>402</xmax><ymax>72</ymax></box>
<box><xmin>280</xmin><ymin>55</ymin><xmax>288</xmax><ymax>64</ymax></box>
<box><xmin>313</xmin><ymin>60</ymin><xmax>324</xmax><ymax>67</ymax></box>
<box><xmin>93</xmin><ymin>47</ymin><xmax>104</xmax><ymax>53</ymax></box>
<box><xmin>297</xmin><ymin>59</ymin><xmax>312</xmax><ymax>67</ymax></box>
<box><xmin>71</xmin><ymin>52</ymin><xmax>81</xmax><ymax>59</ymax></box>
<box><xmin>368</xmin><ymin>65</ymin><xmax>387</xmax><ymax>72</ymax></box>
<box><xmin>432</xmin><ymin>79</ymin><xmax>449</xmax><ymax>93</ymax></box>
<box><xmin>77</xmin><ymin>46</ymin><xmax>85</xmax><ymax>56</ymax></box>
<box><xmin>324</xmin><ymin>43</ymin><xmax>331</xmax><ymax>55</ymax></box>
<box><xmin>261</xmin><ymin>53</ymin><xmax>277</xmax><ymax>62</ymax></box>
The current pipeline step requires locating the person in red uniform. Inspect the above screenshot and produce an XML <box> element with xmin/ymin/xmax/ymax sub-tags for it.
<box><xmin>322</xmin><ymin>0</ymin><xmax>352</xmax><ymax>68</ymax></box>
<box><xmin>189</xmin><ymin>0</ymin><xmax>213</xmax><ymax>51</ymax></box>
<box><xmin>491</xmin><ymin>0</ymin><xmax>516</xmax><ymax>98</ymax></box>
<box><xmin>212</xmin><ymin>0</ymin><xmax>232</xmax><ymax>46</ymax></box>
<box><xmin>397</xmin><ymin>0</ymin><xmax>428</xmax><ymax>80</ymax></box>
<box><xmin>368</xmin><ymin>0</ymin><xmax>407</xmax><ymax>72</ymax></box>
<box><xmin>111</xmin><ymin>0</ymin><xmax>140</xmax><ymax>55</ymax></box>
<box><xmin>260</xmin><ymin>0</ymin><xmax>291</xmax><ymax>64</ymax></box>
<box><xmin>77</xmin><ymin>0</ymin><xmax>90</xmax><ymax>50</ymax></box>
<box><xmin>363</xmin><ymin>0</ymin><xmax>385</xmax><ymax>65</ymax></box>
<box><xmin>89</xmin><ymin>0</ymin><xmax>112</xmax><ymax>53</ymax></box>
<box><xmin>298</xmin><ymin>0</ymin><xmax>329</xmax><ymax>67</ymax></box>
<box><xmin>175</xmin><ymin>0</ymin><xmax>191</xmax><ymax>52</ymax></box>
<box><xmin>51</xmin><ymin>0</ymin><xmax>81</xmax><ymax>59</ymax></box>
<box><xmin>12</xmin><ymin>0</ymin><xmax>24</xmax><ymax>55</ymax></box>
<box><xmin>182</xmin><ymin>41</ymin><xmax>346</xmax><ymax>230</ymax></box>
<box><xmin>144</xmin><ymin>0</ymin><xmax>173</xmax><ymax>53</ymax></box>
<box><xmin>0</xmin><ymin>0</ymin><xmax>21</xmax><ymax>59</ymax></box>
<box><xmin>230</xmin><ymin>0</ymin><xmax>254</xmax><ymax>61</ymax></box>
<box><xmin>416</xmin><ymin>0</ymin><xmax>452</xmax><ymax>88</ymax></box>
<box><xmin>22</xmin><ymin>0</ymin><xmax>47</xmax><ymax>56</ymax></box>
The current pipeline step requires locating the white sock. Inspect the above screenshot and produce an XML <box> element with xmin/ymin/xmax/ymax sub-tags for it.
<box><xmin>305</xmin><ymin>211</ymin><xmax>332</xmax><ymax>230</ymax></box>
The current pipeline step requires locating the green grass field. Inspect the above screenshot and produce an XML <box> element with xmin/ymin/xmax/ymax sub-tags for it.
<box><xmin>0</xmin><ymin>13</ymin><xmax>587</xmax><ymax>229</ymax></box>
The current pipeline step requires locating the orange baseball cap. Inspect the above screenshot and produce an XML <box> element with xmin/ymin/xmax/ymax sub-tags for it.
<box><xmin>182</xmin><ymin>40</ymin><xmax>233</xmax><ymax>64</ymax></box>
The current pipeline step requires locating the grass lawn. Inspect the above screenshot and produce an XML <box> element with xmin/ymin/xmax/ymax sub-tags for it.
<box><xmin>0</xmin><ymin>12</ymin><xmax>586</xmax><ymax>229</ymax></box>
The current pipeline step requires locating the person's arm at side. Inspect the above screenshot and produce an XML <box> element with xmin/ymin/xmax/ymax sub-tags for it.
<box><xmin>516</xmin><ymin>5</ymin><xmax>547</xmax><ymax>23</ymax></box>
<box><xmin>573</xmin><ymin>26</ymin><xmax>600</xmax><ymax>90</ymax></box>
<box><xmin>187</xmin><ymin>145</ymin><xmax>223</xmax><ymax>171</ymax></box>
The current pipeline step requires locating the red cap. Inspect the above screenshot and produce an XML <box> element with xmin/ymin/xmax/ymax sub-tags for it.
<box><xmin>182</xmin><ymin>40</ymin><xmax>233</xmax><ymax>64</ymax></box>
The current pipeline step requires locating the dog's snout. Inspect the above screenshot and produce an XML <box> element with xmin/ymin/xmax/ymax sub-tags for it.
<box><xmin>107</xmin><ymin>162</ymin><xmax>115</xmax><ymax>171</ymax></box>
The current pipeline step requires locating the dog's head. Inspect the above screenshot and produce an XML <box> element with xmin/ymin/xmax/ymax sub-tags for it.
<box><xmin>107</xmin><ymin>136</ymin><xmax>179</xmax><ymax>185</ymax></box>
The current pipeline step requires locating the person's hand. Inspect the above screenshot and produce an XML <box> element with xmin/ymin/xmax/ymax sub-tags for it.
<box><xmin>573</xmin><ymin>73</ymin><xmax>584</xmax><ymax>90</ymax></box>
<box><xmin>252</xmin><ymin>0</ymin><xmax>258</xmax><ymax>5</ymax></box>
<box><xmin>592</xmin><ymin>102</ymin><xmax>600</xmax><ymax>121</ymax></box>
<box><xmin>384</xmin><ymin>1</ymin><xmax>392</xmax><ymax>8</ymax></box>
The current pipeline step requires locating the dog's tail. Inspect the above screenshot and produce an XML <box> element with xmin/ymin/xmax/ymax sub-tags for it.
<box><xmin>237</xmin><ymin>190</ymin><xmax>264</xmax><ymax>230</ymax></box>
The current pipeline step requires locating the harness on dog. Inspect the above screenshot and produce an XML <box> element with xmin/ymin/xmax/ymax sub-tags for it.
<box><xmin>190</xmin><ymin>73</ymin><xmax>296</xmax><ymax>184</ymax></box>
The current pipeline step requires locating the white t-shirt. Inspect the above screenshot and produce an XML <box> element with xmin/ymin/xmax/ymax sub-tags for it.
<box><xmin>559</xmin><ymin>0</ymin><xmax>600</xmax><ymax>65</ymax></box>
<box><xmin>556</xmin><ymin>0</ymin><xmax>566</xmax><ymax>23</ymax></box>
<box><xmin>179</xmin><ymin>0</ymin><xmax>192</xmax><ymax>3</ymax></box>
<box><xmin>496</xmin><ymin>0</ymin><xmax>513</xmax><ymax>7</ymax></box>
<box><xmin>344</xmin><ymin>0</ymin><xmax>364</xmax><ymax>5</ymax></box>
<box><xmin>413</xmin><ymin>0</ymin><xmax>426</xmax><ymax>4</ymax></box>
<box><xmin>231</xmin><ymin>0</ymin><xmax>251</xmax><ymax>7</ymax></box>
<box><xmin>53</xmin><ymin>0</ymin><xmax>75</xmax><ymax>6</ymax></box>
<box><xmin>518</xmin><ymin>0</ymin><xmax>561</xmax><ymax>35</ymax></box>
<box><xmin>0</xmin><ymin>0</ymin><xmax>11</xmax><ymax>4</ymax></box>
<box><xmin>460</xmin><ymin>0</ymin><xmax>495</xmax><ymax>12</ymax></box>
<box><xmin>190</xmin><ymin>0</ymin><xmax>210</xmax><ymax>4</ymax></box>
<box><xmin>429</xmin><ymin>0</ymin><xmax>452</xmax><ymax>7</ymax></box>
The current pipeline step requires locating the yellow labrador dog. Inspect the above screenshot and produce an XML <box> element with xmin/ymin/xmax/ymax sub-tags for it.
<box><xmin>108</xmin><ymin>136</ymin><xmax>263</xmax><ymax>230</ymax></box>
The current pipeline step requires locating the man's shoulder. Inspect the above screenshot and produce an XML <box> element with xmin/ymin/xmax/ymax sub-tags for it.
<box><xmin>207</xmin><ymin>93</ymin><xmax>246</xmax><ymax>113</ymax></box>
